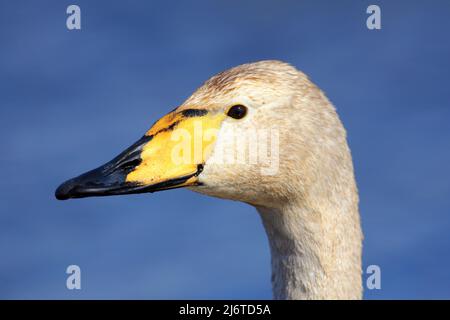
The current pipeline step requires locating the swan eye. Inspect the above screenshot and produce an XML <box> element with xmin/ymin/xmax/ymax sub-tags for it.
<box><xmin>227</xmin><ymin>105</ymin><xmax>247</xmax><ymax>119</ymax></box>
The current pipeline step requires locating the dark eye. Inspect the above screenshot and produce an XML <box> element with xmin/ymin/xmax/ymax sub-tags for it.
<box><xmin>227</xmin><ymin>105</ymin><xmax>247</xmax><ymax>119</ymax></box>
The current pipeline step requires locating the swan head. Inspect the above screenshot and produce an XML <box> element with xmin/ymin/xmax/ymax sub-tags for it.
<box><xmin>56</xmin><ymin>60</ymin><xmax>345</xmax><ymax>208</ymax></box>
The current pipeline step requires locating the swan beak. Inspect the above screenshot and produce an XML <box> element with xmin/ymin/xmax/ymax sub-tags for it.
<box><xmin>55</xmin><ymin>109</ymin><xmax>225</xmax><ymax>200</ymax></box>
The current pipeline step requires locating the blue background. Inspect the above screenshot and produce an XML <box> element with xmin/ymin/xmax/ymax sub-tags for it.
<box><xmin>1</xmin><ymin>0</ymin><xmax>449</xmax><ymax>299</ymax></box>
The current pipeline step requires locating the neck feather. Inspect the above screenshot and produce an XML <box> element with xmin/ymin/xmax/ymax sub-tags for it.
<box><xmin>257</xmin><ymin>195</ymin><xmax>362</xmax><ymax>299</ymax></box>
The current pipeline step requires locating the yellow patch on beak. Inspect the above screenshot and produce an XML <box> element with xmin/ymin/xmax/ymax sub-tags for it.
<box><xmin>125</xmin><ymin>109</ymin><xmax>225</xmax><ymax>187</ymax></box>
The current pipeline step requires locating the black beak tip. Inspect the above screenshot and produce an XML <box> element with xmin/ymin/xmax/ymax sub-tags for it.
<box><xmin>55</xmin><ymin>180</ymin><xmax>74</xmax><ymax>200</ymax></box>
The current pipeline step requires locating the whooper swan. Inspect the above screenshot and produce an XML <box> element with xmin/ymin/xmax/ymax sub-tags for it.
<box><xmin>56</xmin><ymin>60</ymin><xmax>363</xmax><ymax>300</ymax></box>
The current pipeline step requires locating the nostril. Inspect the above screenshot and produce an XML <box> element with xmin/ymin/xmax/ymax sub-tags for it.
<box><xmin>117</xmin><ymin>158</ymin><xmax>142</xmax><ymax>171</ymax></box>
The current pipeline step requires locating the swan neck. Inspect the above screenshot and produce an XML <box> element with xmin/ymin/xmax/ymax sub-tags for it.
<box><xmin>257</xmin><ymin>202</ymin><xmax>362</xmax><ymax>300</ymax></box>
